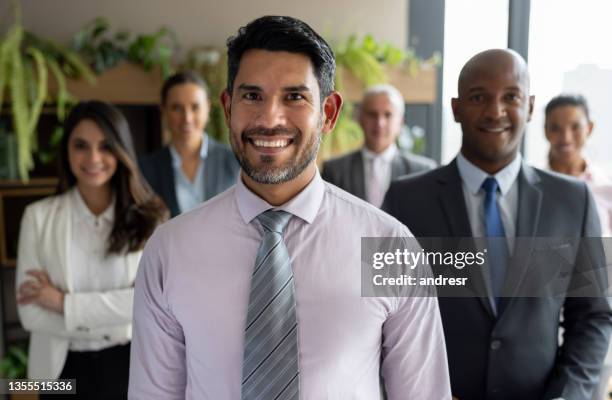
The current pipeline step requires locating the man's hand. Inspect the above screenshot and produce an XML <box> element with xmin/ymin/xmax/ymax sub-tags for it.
<box><xmin>18</xmin><ymin>270</ymin><xmax>64</xmax><ymax>314</ymax></box>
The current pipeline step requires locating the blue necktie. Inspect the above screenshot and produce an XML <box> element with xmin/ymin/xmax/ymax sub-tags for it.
<box><xmin>482</xmin><ymin>177</ymin><xmax>509</xmax><ymax>302</ymax></box>
<box><xmin>242</xmin><ymin>210</ymin><xmax>299</xmax><ymax>400</ymax></box>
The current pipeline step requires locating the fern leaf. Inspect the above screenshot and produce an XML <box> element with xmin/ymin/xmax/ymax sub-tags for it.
<box><xmin>9</xmin><ymin>27</ymin><xmax>33</xmax><ymax>180</ymax></box>
<box><xmin>46</xmin><ymin>58</ymin><xmax>68</xmax><ymax>121</ymax></box>
<box><xmin>26</xmin><ymin>46</ymin><xmax>48</xmax><ymax>150</ymax></box>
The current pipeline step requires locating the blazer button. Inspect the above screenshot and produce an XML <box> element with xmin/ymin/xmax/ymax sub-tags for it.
<box><xmin>103</xmin><ymin>335</ymin><xmax>111</xmax><ymax>341</ymax></box>
<box><xmin>490</xmin><ymin>339</ymin><xmax>502</xmax><ymax>350</ymax></box>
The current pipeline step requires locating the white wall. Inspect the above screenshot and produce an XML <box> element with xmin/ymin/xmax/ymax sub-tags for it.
<box><xmin>14</xmin><ymin>0</ymin><xmax>408</xmax><ymax>52</ymax></box>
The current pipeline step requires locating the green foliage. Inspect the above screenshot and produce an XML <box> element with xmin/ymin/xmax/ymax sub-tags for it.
<box><xmin>72</xmin><ymin>17</ymin><xmax>178</xmax><ymax>78</ymax></box>
<box><xmin>335</xmin><ymin>35</ymin><xmax>388</xmax><ymax>86</ymax></box>
<box><xmin>0</xmin><ymin>0</ymin><xmax>94</xmax><ymax>180</ymax></box>
<box><xmin>319</xmin><ymin>100</ymin><xmax>363</xmax><ymax>162</ymax></box>
<box><xmin>327</xmin><ymin>34</ymin><xmax>441</xmax><ymax>158</ymax></box>
<box><xmin>0</xmin><ymin>345</ymin><xmax>28</xmax><ymax>379</ymax></box>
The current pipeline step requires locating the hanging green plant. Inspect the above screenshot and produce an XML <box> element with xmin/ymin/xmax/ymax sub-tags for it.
<box><xmin>0</xmin><ymin>0</ymin><xmax>95</xmax><ymax>180</ymax></box>
<box><xmin>72</xmin><ymin>17</ymin><xmax>178</xmax><ymax>78</ymax></box>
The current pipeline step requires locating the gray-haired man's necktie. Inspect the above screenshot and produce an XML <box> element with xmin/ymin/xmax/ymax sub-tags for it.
<box><xmin>242</xmin><ymin>210</ymin><xmax>299</xmax><ymax>400</ymax></box>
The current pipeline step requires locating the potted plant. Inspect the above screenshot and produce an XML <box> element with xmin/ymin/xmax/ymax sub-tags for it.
<box><xmin>71</xmin><ymin>17</ymin><xmax>178</xmax><ymax>79</ymax></box>
<box><xmin>44</xmin><ymin>18</ymin><xmax>179</xmax><ymax>107</ymax></box>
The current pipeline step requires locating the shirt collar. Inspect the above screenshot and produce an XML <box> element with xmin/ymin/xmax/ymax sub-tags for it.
<box><xmin>362</xmin><ymin>143</ymin><xmax>398</xmax><ymax>163</ymax></box>
<box><xmin>456</xmin><ymin>151</ymin><xmax>522</xmax><ymax>196</ymax></box>
<box><xmin>169</xmin><ymin>133</ymin><xmax>209</xmax><ymax>168</ymax></box>
<box><xmin>70</xmin><ymin>187</ymin><xmax>115</xmax><ymax>224</ymax></box>
<box><xmin>235</xmin><ymin>169</ymin><xmax>325</xmax><ymax>225</ymax></box>
<box><xmin>580</xmin><ymin>159</ymin><xmax>612</xmax><ymax>185</ymax></box>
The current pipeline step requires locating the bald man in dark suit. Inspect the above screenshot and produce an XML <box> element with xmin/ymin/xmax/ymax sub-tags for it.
<box><xmin>383</xmin><ymin>49</ymin><xmax>611</xmax><ymax>400</ymax></box>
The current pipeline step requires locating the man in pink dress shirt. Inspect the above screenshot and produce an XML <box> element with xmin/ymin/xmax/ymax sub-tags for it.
<box><xmin>128</xmin><ymin>16</ymin><xmax>451</xmax><ymax>399</ymax></box>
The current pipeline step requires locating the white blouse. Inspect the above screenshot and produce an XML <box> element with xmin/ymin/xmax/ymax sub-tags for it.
<box><xmin>65</xmin><ymin>188</ymin><xmax>134</xmax><ymax>351</ymax></box>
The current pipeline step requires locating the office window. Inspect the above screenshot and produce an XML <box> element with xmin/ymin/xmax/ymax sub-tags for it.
<box><xmin>441</xmin><ymin>0</ymin><xmax>510</xmax><ymax>163</ymax></box>
<box><xmin>526</xmin><ymin>0</ymin><xmax>612</xmax><ymax>170</ymax></box>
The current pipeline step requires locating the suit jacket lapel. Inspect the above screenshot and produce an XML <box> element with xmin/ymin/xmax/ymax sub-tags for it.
<box><xmin>41</xmin><ymin>193</ymin><xmax>73</xmax><ymax>292</ymax></box>
<box><xmin>351</xmin><ymin>152</ymin><xmax>366</xmax><ymax>200</ymax></box>
<box><xmin>501</xmin><ymin>163</ymin><xmax>542</xmax><ymax>303</ymax></box>
<box><xmin>439</xmin><ymin>161</ymin><xmax>497</xmax><ymax>317</ymax></box>
<box><xmin>202</xmin><ymin>138</ymin><xmax>217</xmax><ymax>201</ymax></box>
<box><xmin>437</xmin><ymin>161</ymin><xmax>473</xmax><ymax>237</ymax></box>
<box><xmin>160</xmin><ymin>148</ymin><xmax>180</xmax><ymax>216</ymax></box>
<box><xmin>390</xmin><ymin>153</ymin><xmax>408</xmax><ymax>180</ymax></box>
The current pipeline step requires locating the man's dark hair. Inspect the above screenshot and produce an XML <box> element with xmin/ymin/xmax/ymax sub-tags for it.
<box><xmin>545</xmin><ymin>94</ymin><xmax>591</xmax><ymax>121</ymax></box>
<box><xmin>226</xmin><ymin>15</ymin><xmax>335</xmax><ymax>100</ymax></box>
<box><xmin>161</xmin><ymin>70</ymin><xmax>209</xmax><ymax>104</ymax></box>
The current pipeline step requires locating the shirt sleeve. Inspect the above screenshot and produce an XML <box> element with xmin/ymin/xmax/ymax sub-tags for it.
<box><xmin>128</xmin><ymin>229</ymin><xmax>187</xmax><ymax>400</ymax></box>
<box><xmin>380</xmin><ymin>295</ymin><xmax>452</xmax><ymax>400</ymax></box>
<box><xmin>379</xmin><ymin>227</ymin><xmax>452</xmax><ymax>399</ymax></box>
<box><xmin>64</xmin><ymin>288</ymin><xmax>134</xmax><ymax>331</ymax></box>
<box><xmin>16</xmin><ymin>205</ymin><xmax>102</xmax><ymax>340</ymax></box>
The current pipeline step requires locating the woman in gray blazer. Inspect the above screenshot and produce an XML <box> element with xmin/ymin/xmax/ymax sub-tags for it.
<box><xmin>16</xmin><ymin>101</ymin><xmax>167</xmax><ymax>399</ymax></box>
<box><xmin>139</xmin><ymin>71</ymin><xmax>239</xmax><ymax>217</ymax></box>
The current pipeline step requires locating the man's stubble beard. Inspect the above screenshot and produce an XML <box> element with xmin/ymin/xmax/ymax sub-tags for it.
<box><xmin>230</xmin><ymin>119</ymin><xmax>323</xmax><ymax>185</ymax></box>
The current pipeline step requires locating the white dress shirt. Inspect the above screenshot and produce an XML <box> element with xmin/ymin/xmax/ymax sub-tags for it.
<box><xmin>362</xmin><ymin>143</ymin><xmax>398</xmax><ymax>207</ymax></box>
<box><xmin>129</xmin><ymin>171</ymin><xmax>451</xmax><ymax>399</ymax></box>
<box><xmin>65</xmin><ymin>189</ymin><xmax>132</xmax><ymax>351</ymax></box>
<box><xmin>456</xmin><ymin>152</ymin><xmax>521</xmax><ymax>252</ymax></box>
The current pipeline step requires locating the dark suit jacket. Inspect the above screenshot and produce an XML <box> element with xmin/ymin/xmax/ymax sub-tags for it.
<box><xmin>383</xmin><ymin>160</ymin><xmax>612</xmax><ymax>400</ymax></box>
<box><xmin>139</xmin><ymin>137</ymin><xmax>239</xmax><ymax>217</ymax></box>
<box><xmin>321</xmin><ymin>148</ymin><xmax>436</xmax><ymax>201</ymax></box>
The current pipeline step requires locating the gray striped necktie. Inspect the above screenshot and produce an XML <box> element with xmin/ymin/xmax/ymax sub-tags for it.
<box><xmin>242</xmin><ymin>210</ymin><xmax>300</xmax><ymax>400</ymax></box>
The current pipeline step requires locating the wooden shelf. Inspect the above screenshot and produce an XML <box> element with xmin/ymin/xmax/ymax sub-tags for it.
<box><xmin>48</xmin><ymin>62</ymin><xmax>163</xmax><ymax>105</ymax></box>
<box><xmin>0</xmin><ymin>178</ymin><xmax>57</xmax><ymax>189</ymax></box>
<box><xmin>339</xmin><ymin>65</ymin><xmax>437</xmax><ymax>104</ymax></box>
<box><xmin>0</xmin><ymin>179</ymin><xmax>58</xmax><ymax>268</ymax></box>
<box><xmin>46</xmin><ymin>62</ymin><xmax>436</xmax><ymax>105</ymax></box>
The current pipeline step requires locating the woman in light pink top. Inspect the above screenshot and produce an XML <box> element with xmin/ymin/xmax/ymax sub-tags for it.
<box><xmin>545</xmin><ymin>94</ymin><xmax>612</xmax><ymax>236</ymax></box>
<box><xmin>545</xmin><ymin>94</ymin><xmax>612</xmax><ymax>400</ymax></box>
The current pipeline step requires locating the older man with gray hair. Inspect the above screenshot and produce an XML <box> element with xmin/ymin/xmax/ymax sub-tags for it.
<box><xmin>322</xmin><ymin>83</ymin><xmax>436</xmax><ymax>207</ymax></box>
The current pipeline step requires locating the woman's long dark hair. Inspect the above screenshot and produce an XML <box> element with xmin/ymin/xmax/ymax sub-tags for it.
<box><xmin>58</xmin><ymin>101</ymin><xmax>168</xmax><ymax>254</ymax></box>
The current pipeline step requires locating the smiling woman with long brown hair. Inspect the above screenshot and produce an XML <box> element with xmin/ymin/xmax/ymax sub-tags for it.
<box><xmin>15</xmin><ymin>100</ymin><xmax>167</xmax><ymax>399</ymax></box>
